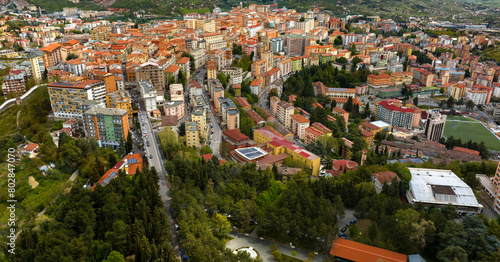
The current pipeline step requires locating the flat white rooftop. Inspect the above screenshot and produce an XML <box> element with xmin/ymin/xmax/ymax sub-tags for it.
<box><xmin>407</xmin><ymin>168</ymin><xmax>483</xmax><ymax>209</ymax></box>
<box><xmin>370</xmin><ymin>120</ymin><xmax>391</xmax><ymax>128</ymax></box>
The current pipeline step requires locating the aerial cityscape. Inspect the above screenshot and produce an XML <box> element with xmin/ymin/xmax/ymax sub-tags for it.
<box><xmin>1</xmin><ymin>0</ymin><xmax>500</xmax><ymax>261</ymax></box>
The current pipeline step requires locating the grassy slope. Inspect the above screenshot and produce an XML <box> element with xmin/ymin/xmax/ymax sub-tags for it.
<box><xmin>29</xmin><ymin>0</ymin><xmax>103</xmax><ymax>12</ymax></box>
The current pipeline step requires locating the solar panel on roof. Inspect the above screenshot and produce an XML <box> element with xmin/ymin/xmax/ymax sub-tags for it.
<box><xmin>128</xmin><ymin>158</ymin><xmax>138</xmax><ymax>164</ymax></box>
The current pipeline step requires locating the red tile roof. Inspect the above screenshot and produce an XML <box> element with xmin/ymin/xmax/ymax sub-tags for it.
<box><xmin>372</xmin><ymin>171</ymin><xmax>400</xmax><ymax>184</ymax></box>
<box><xmin>330</xmin><ymin>238</ymin><xmax>406</xmax><ymax>262</ymax></box>
<box><xmin>24</xmin><ymin>143</ymin><xmax>39</xmax><ymax>152</ymax></box>
<box><xmin>290</xmin><ymin>114</ymin><xmax>310</xmax><ymax>124</ymax></box>
<box><xmin>223</xmin><ymin>129</ymin><xmax>249</xmax><ymax>142</ymax></box>
<box><xmin>379</xmin><ymin>100</ymin><xmax>414</xmax><ymax>113</ymax></box>
<box><xmin>452</xmin><ymin>146</ymin><xmax>480</xmax><ymax>156</ymax></box>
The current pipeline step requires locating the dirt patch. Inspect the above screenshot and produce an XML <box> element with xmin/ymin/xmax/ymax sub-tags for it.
<box><xmin>29</xmin><ymin>176</ymin><xmax>39</xmax><ymax>189</ymax></box>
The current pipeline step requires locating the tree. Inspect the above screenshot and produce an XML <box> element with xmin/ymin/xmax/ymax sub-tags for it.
<box><xmin>66</xmin><ymin>53</ymin><xmax>78</xmax><ymax>61</ymax></box>
<box><xmin>437</xmin><ymin>246</ymin><xmax>468</xmax><ymax>262</ymax></box>
<box><xmin>351</xmin><ymin>56</ymin><xmax>362</xmax><ymax>73</ymax></box>
<box><xmin>126</xmin><ymin>132</ymin><xmax>133</xmax><ymax>154</ymax></box>
<box><xmin>211</xmin><ymin>213</ymin><xmax>231</xmax><ymax>239</ymax></box>
<box><xmin>117</xmin><ymin>137</ymin><xmax>126</xmax><ymax>157</ymax></box>
<box><xmin>343</xmin><ymin>97</ymin><xmax>353</xmax><ymax>112</ymax></box>
<box><xmin>200</xmin><ymin>145</ymin><xmax>213</xmax><ymax>155</ymax></box>
<box><xmin>217</xmin><ymin>72</ymin><xmax>228</xmax><ymax>89</ymax></box>
<box><xmin>440</xmin><ymin>87</ymin><xmax>445</xmax><ymax>94</ymax></box>
<box><xmin>465</xmin><ymin>68</ymin><xmax>471</xmax><ymax>78</ymax></box>
<box><xmin>413</xmin><ymin>96</ymin><xmax>419</xmax><ymax>106</ymax></box>
<box><xmin>336</xmin><ymin>57</ymin><xmax>348</xmax><ymax>64</ymax></box>
<box><xmin>331</xmin><ymin>99</ymin><xmax>337</xmax><ymax>109</ymax></box>
<box><xmin>103</xmin><ymin>251</ymin><xmax>126</xmax><ymax>262</ymax></box>
<box><xmin>446</xmin><ymin>97</ymin><xmax>456</xmax><ymax>109</ymax></box>
<box><xmin>466</xmin><ymin>100</ymin><xmax>475</xmax><ymax>111</ymax></box>
<box><xmin>178</xmin><ymin>122</ymin><xmax>186</xmax><ymax>137</ymax></box>
<box><xmin>334</xmin><ymin>36</ymin><xmax>342</xmax><ymax>46</ymax></box>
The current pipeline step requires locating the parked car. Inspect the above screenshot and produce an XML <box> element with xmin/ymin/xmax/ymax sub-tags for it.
<box><xmin>181</xmin><ymin>253</ymin><xmax>188</xmax><ymax>261</ymax></box>
<box><xmin>147</xmin><ymin>141</ymin><xmax>150</xmax><ymax>147</ymax></box>
<box><xmin>149</xmin><ymin>154</ymin><xmax>153</xmax><ymax>159</ymax></box>
<box><xmin>341</xmin><ymin>227</ymin><xmax>347</xmax><ymax>233</ymax></box>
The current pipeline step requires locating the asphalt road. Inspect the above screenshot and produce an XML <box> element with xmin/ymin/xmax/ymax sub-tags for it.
<box><xmin>196</xmin><ymin>68</ymin><xmax>222</xmax><ymax>158</ymax></box>
<box><xmin>136</xmin><ymin>96</ymin><xmax>181</xmax><ymax>256</ymax></box>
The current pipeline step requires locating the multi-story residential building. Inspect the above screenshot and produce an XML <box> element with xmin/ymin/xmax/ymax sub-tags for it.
<box><xmin>66</xmin><ymin>59</ymin><xmax>86</xmax><ymax>76</ymax></box>
<box><xmin>191</xmin><ymin>48</ymin><xmax>207</xmax><ymax>71</ymax></box>
<box><xmin>291</xmin><ymin>57</ymin><xmax>303</xmax><ymax>72</ymax></box>
<box><xmin>425</xmin><ymin>111</ymin><xmax>446</xmax><ymax>142</ymax></box>
<box><xmin>377</xmin><ymin>101</ymin><xmax>414</xmax><ymax>130</ymax></box>
<box><xmin>135</xmin><ymin>61</ymin><xmax>165</xmax><ymax>93</ymax></box>
<box><xmin>252</xmin><ymin>59</ymin><xmax>267</xmax><ymax>77</ymax></box>
<box><xmin>218</xmin><ymin>97</ymin><xmax>240</xmax><ymax>130</ymax></box>
<box><xmin>176</xmin><ymin>57</ymin><xmax>191</xmax><ymax>78</ymax></box>
<box><xmin>164</xmin><ymin>101</ymin><xmax>185</xmax><ymax>120</ymax></box>
<box><xmin>90</xmin><ymin>26</ymin><xmax>111</xmax><ymax>41</ymax></box>
<box><xmin>48</xmin><ymin>80</ymin><xmax>106</xmax><ymax>119</ymax></box>
<box><xmin>220</xmin><ymin>67</ymin><xmax>243</xmax><ymax>85</ymax></box>
<box><xmin>29</xmin><ymin>51</ymin><xmax>44</xmax><ymax>84</ymax></box>
<box><xmin>367</xmin><ymin>74</ymin><xmax>392</xmax><ymax>88</ymax></box>
<box><xmin>466</xmin><ymin>89</ymin><xmax>488</xmax><ymax>105</ymax></box>
<box><xmin>304</xmin><ymin>126</ymin><xmax>325</xmax><ymax>144</ymax></box>
<box><xmin>139</xmin><ymin>80</ymin><xmax>157</xmax><ymax>112</ymax></box>
<box><xmin>207</xmin><ymin>60</ymin><xmax>217</xmax><ymax>80</ymax></box>
<box><xmin>186</xmin><ymin>121</ymin><xmax>199</xmax><ymax>148</ymax></box>
<box><xmin>106</xmin><ymin>90</ymin><xmax>133</xmax><ymax>119</ymax></box>
<box><xmin>40</xmin><ymin>43</ymin><xmax>63</xmax><ymax>69</ymax></box>
<box><xmin>276</xmin><ymin>101</ymin><xmax>295</xmax><ymax>129</ymax></box>
<box><xmin>83</xmin><ymin>107</ymin><xmax>129</xmax><ymax>148</ymax></box>
<box><xmin>188</xmin><ymin>81</ymin><xmax>203</xmax><ymax>98</ymax></box>
<box><xmin>332</xmin><ymin>107</ymin><xmax>349</xmax><ymax>129</ymax></box>
<box><xmin>2</xmin><ymin>71</ymin><xmax>26</xmax><ymax>97</ymax></box>
<box><xmin>191</xmin><ymin>107</ymin><xmax>207</xmax><ymax>139</ymax></box>
<box><xmin>447</xmin><ymin>83</ymin><xmax>467</xmax><ymax>101</ymax></box>
<box><xmin>270</xmin><ymin>37</ymin><xmax>284</xmax><ymax>53</ymax></box>
<box><xmin>390</xmin><ymin>72</ymin><xmax>413</xmax><ymax>86</ymax></box>
<box><xmin>250</xmin><ymin>79</ymin><xmax>261</xmax><ymax>95</ymax></box>
<box><xmin>88</xmin><ymin>70</ymin><xmax>116</xmax><ymax>93</ymax></box>
<box><xmin>169</xmin><ymin>84</ymin><xmax>184</xmax><ymax>102</ymax></box>
<box><xmin>290</xmin><ymin>114</ymin><xmax>310</xmax><ymax>139</ymax></box>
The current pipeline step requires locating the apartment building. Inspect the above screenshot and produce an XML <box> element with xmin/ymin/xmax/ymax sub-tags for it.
<box><xmin>367</xmin><ymin>74</ymin><xmax>392</xmax><ymax>88</ymax></box>
<box><xmin>218</xmin><ymin>97</ymin><xmax>240</xmax><ymax>130</ymax></box>
<box><xmin>164</xmin><ymin>101</ymin><xmax>185</xmax><ymax>120</ymax></box>
<box><xmin>48</xmin><ymin>80</ymin><xmax>106</xmax><ymax>119</ymax></box>
<box><xmin>186</xmin><ymin>121</ymin><xmax>200</xmax><ymax>148</ymax></box>
<box><xmin>66</xmin><ymin>59</ymin><xmax>86</xmax><ymax>76</ymax></box>
<box><xmin>447</xmin><ymin>83</ymin><xmax>467</xmax><ymax>101</ymax></box>
<box><xmin>83</xmin><ymin>107</ymin><xmax>129</xmax><ymax>148</ymax></box>
<box><xmin>40</xmin><ymin>43</ymin><xmax>63</xmax><ymax>69</ymax></box>
<box><xmin>425</xmin><ymin>111</ymin><xmax>446</xmax><ymax>142</ymax></box>
<box><xmin>29</xmin><ymin>51</ymin><xmax>44</xmax><ymax>84</ymax></box>
<box><xmin>2</xmin><ymin>71</ymin><xmax>26</xmax><ymax>97</ymax></box>
<box><xmin>88</xmin><ymin>70</ymin><xmax>116</xmax><ymax>93</ymax></box>
<box><xmin>377</xmin><ymin>101</ymin><xmax>414</xmax><ymax>130</ymax></box>
<box><xmin>135</xmin><ymin>61</ymin><xmax>165</xmax><ymax>93</ymax></box>
<box><xmin>390</xmin><ymin>72</ymin><xmax>413</xmax><ymax>86</ymax></box>
<box><xmin>106</xmin><ymin>90</ymin><xmax>133</xmax><ymax>118</ymax></box>
<box><xmin>220</xmin><ymin>67</ymin><xmax>243</xmax><ymax>85</ymax></box>
<box><xmin>191</xmin><ymin>107</ymin><xmax>207</xmax><ymax>139</ymax></box>
<box><xmin>276</xmin><ymin>101</ymin><xmax>295</xmax><ymax>129</ymax></box>
<box><xmin>290</xmin><ymin>114</ymin><xmax>310</xmax><ymax>139</ymax></box>
<box><xmin>139</xmin><ymin>80</ymin><xmax>157</xmax><ymax>112</ymax></box>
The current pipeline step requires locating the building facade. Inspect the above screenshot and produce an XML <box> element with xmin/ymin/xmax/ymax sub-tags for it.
<box><xmin>48</xmin><ymin>80</ymin><xmax>106</xmax><ymax>119</ymax></box>
<box><xmin>83</xmin><ymin>107</ymin><xmax>129</xmax><ymax>148</ymax></box>
<box><xmin>425</xmin><ymin>111</ymin><xmax>446</xmax><ymax>142</ymax></box>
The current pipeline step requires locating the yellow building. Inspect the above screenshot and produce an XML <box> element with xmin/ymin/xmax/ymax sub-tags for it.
<box><xmin>448</xmin><ymin>83</ymin><xmax>467</xmax><ymax>101</ymax></box>
<box><xmin>254</xmin><ymin>128</ymin><xmax>320</xmax><ymax>176</ymax></box>
<box><xmin>90</xmin><ymin>26</ymin><xmax>111</xmax><ymax>41</ymax></box>
<box><xmin>186</xmin><ymin>121</ymin><xmax>199</xmax><ymax>148</ymax></box>
<box><xmin>191</xmin><ymin>108</ymin><xmax>207</xmax><ymax>139</ymax></box>
<box><xmin>106</xmin><ymin>90</ymin><xmax>133</xmax><ymax>118</ymax></box>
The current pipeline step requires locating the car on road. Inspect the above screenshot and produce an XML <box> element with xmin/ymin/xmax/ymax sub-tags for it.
<box><xmin>149</xmin><ymin>154</ymin><xmax>153</xmax><ymax>159</ymax></box>
<box><xmin>175</xmin><ymin>224</ymin><xmax>180</xmax><ymax>230</ymax></box>
<box><xmin>341</xmin><ymin>227</ymin><xmax>347</xmax><ymax>233</ymax></box>
<box><xmin>181</xmin><ymin>253</ymin><xmax>188</xmax><ymax>261</ymax></box>
<box><xmin>147</xmin><ymin>141</ymin><xmax>150</xmax><ymax>147</ymax></box>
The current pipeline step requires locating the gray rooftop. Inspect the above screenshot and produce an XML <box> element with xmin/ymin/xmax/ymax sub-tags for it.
<box><xmin>84</xmin><ymin>107</ymin><xmax>128</xmax><ymax>116</ymax></box>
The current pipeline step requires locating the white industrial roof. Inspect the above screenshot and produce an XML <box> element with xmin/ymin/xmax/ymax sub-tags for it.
<box><xmin>407</xmin><ymin>168</ymin><xmax>483</xmax><ymax>209</ymax></box>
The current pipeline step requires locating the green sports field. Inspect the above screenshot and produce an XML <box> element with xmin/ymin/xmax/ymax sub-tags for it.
<box><xmin>443</xmin><ymin>116</ymin><xmax>500</xmax><ymax>151</ymax></box>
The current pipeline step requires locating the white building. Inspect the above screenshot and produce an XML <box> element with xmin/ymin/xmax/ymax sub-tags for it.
<box><xmin>406</xmin><ymin>168</ymin><xmax>483</xmax><ymax>215</ymax></box>
<box><xmin>465</xmin><ymin>89</ymin><xmax>488</xmax><ymax>105</ymax></box>
<box><xmin>139</xmin><ymin>80</ymin><xmax>157</xmax><ymax>112</ymax></box>
<box><xmin>66</xmin><ymin>59</ymin><xmax>87</xmax><ymax>76</ymax></box>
